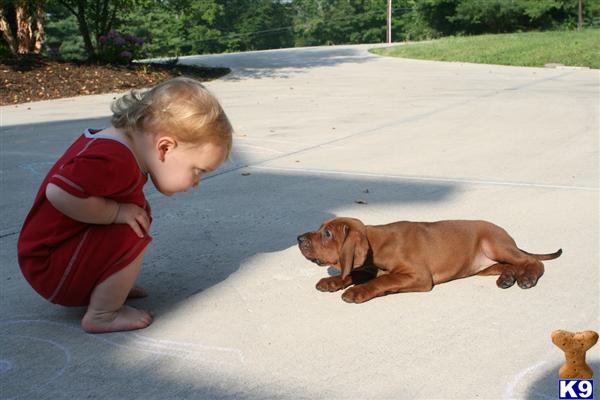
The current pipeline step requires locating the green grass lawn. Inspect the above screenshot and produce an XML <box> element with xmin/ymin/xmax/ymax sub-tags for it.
<box><xmin>371</xmin><ymin>29</ymin><xmax>600</xmax><ymax>69</ymax></box>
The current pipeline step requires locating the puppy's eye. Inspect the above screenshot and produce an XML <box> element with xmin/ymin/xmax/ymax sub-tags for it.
<box><xmin>323</xmin><ymin>229</ymin><xmax>333</xmax><ymax>239</ymax></box>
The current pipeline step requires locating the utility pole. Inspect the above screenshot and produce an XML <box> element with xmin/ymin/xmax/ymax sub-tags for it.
<box><xmin>387</xmin><ymin>0</ymin><xmax>392</xmax><ymax>43</ymax></box>
<box><xmin>578</xmin><ymin>0</ymin><xmax>583</xmax><ymax>30</ymax></box>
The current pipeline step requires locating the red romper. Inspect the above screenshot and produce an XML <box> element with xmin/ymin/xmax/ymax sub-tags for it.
<box><xmin>17</xmin><ymin>129</ymin><xmax>152</xmax><ymax>306</ymax></box>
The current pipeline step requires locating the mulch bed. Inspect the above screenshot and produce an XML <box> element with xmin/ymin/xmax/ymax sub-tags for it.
<box><xmin>0</xmin><ymin>56</ymin><xmax>230</xmax><ymax>106</ymax></box>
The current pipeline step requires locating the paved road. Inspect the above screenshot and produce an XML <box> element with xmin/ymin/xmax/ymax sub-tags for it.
<box><xmin>1</xmin><ymin>44</ymin><xmax>598</xmax><ymax>399</ymax></box>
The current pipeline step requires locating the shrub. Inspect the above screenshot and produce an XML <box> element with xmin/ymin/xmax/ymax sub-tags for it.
<box><xmin>97</xmin><ymin>30</ymin><xmax>144</xmax><ymax>64</ymax></box>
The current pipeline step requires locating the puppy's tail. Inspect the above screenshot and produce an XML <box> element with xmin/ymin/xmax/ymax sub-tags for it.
<box><xmin>520</xmin><ymin>248</ymin><xmax>562</xmax><ymax>261</ymax></box>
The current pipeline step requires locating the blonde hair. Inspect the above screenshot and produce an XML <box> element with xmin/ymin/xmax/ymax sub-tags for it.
<box><xmin>111</xmin><ymin>77</ymin><xmax>232</xmax><ymax>154</ymax></box>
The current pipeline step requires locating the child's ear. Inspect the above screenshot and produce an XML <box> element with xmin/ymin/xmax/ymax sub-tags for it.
<box><xmin>155</xmin><ymin>136</ymin><xmax>177</xmax><ymax>162</ymax></box>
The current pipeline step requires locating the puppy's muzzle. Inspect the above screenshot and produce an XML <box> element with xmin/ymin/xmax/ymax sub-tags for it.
<box><xmin>297</xmin><ymin>233</ymin><xmax>324</xmax><ymax>265</ymax></box>
<box><xmin>297</xmin><ymin>234</ymin><xmax>313</xmax><ymax>253</ymax></box>
<box><xmin>297</xmin><ymin>234</ymin><xmax>308</xmax><ymax>245</ymax></box>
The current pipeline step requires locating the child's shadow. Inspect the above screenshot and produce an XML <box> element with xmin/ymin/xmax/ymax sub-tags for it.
<box><xmin>137</xmin><ymin>167</ymin><xmax>457</xmax><ymax>314</ymax></box>
<box><xmin>4</xmin><ymin>116</ymin><xmax>458</xmax><ymax>325</ymax></box>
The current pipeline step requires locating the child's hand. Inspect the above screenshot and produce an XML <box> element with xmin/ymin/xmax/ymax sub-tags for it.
<box><xmin>114</xmin><ymin>203</ymin><xmax>150</xmax><ymax>238</ymax></box>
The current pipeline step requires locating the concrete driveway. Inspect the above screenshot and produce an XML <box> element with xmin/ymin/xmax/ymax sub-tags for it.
<box><xmin>1</xmin><ymin>44</ymin><xmax>598</xmax><ymax>399</ymax></box>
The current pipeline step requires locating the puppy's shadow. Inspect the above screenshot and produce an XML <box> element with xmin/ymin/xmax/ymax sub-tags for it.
<box><xmin>326</xmin><ymin>266</ymin><xmax>377</xmax><ymax>284</ymax></box>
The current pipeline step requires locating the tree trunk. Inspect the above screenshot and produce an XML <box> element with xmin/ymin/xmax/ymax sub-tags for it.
<box><xmin>76</xmin><ymin>0</ymin><xmax>96</xmax><ymax>59</ymax></box>
<box><xmin>15</xmin><ymin>1</ymin><xmax>33</xmax><ymax>54</ymax></box>
<box><xmin>33</xmin><ymin>0</ymin><xmax>44</xmax><ymax>53</ymax></box>
<box><xmin>57</xmin><ymin>0</ymin><xmax>97</xmax><ymax>59</ymax></box>
<box><xmin>0</xmin><ymin>7</ymin><xmax>18</xmax><ymax>54</ymax></box>
<box><xmin>105</xmin><ymin>3</ymin><xmax>117</xmax><ymax>37</ymax></box>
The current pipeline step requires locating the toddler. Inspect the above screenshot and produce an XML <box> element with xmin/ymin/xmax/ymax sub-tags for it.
<box><xmin>17</xmin><ymin>77</ymin><xmax>233</xmax><ymax>333</ymax></box>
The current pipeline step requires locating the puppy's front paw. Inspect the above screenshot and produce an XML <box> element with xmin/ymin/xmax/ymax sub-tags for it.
<box><xmin>341</xmin><ymin>286</ymin><xmax>371</xmax><ymax>303</ymax></box>
<box><xmin>316</xmin><ymin>276</ymin><xmax>345</xmax><ymax>292</ymax></box>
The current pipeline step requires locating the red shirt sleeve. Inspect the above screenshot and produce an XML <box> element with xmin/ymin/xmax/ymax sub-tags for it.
<box><xmin>48</xmin><ymin>140</ymin><xmax>140</xmax><ymax>199</ymax></box>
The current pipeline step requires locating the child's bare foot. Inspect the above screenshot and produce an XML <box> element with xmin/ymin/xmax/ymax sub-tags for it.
<box><xmin>81</xmin><ymin>305</ymin><xmax>153</xmax><ymax>333</ymax></box>
<box><xmin>127</xmin><ymin>286</ymin><xmax>148</xmax><ymax>299</ymax></box>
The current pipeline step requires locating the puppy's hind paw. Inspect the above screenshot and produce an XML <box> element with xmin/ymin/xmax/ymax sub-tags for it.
<box><xmin>517</xmin><ymin>275</ymin><xmax>538</xmax><ymax>289</ymax></box>
<box><xmin>496</xmin><ymin>271</ymin><xmax>516</xmax><ymax>289</ymax></box>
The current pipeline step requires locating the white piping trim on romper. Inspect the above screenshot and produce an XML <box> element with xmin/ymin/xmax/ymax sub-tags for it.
<box><xmin>83</xmin><ymin>128</ymin><xmax>145</xmax><ymax>173</ymax></box>
<box><xmin>51</xmin><ymin>174</ymin><xmax>85</xmax><ymax>193</ymax></box>
<box><xmin>48</xmin><ymin>227</ymin><xmax>91</xmax><ymax>303</ymax></box>
<box><xmin>75</xmin><ymin>137</ymin><xmax>96</xmax><ymax>157</ymax></box>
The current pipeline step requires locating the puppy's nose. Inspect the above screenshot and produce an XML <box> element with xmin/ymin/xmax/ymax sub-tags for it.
<box><xmin>297</xmin><ymin>235</ymin><xmax>307</xmax><ymax>244</ymax></box>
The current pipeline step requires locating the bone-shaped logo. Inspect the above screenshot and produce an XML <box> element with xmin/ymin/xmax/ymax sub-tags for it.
<box><xmin>552</xmin><ymin>329</ymin><xmax>598</xmax><ymax>379</ymax></box>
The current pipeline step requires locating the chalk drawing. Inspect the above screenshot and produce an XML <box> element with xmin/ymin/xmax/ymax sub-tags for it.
<box><xmin>0</xmin><ymin>360</ymin><xmax>12</xmax><ymax>373</ymax></box>
<box><xmin>131</xmin><ymin>333</ymin><xmax>246</xmax><ymax>364</ymax></box>
<box><xmin>503</xmin><ymin>360</ymin><xmax>553</xmax><ymax>400</ymax></box>
<box><xmin>0</xmin><ymin>318</ymin><xmax>246</xmax><ymax>399</ymax></box>
<box><xmin>0</xmin><ymin>333</ymin><xmax>71</xmax><ymax>400</ymax></box>
<box><xmin>234</xmin><ymin>143</ymin><xmax>285</xmax><ymax>154</ymax></box>
<box><xmin>241</xmin><ymin>137</ymin><xmax>310</xmax><ymax>146</ymax></box>
<box><xmin>1</xmin><ymin>319</ymin><xmax>245</xmax><ymax>367</ymax></box>
<box><xmin>19</xmin><ymin>162</ymin><xmax>54</xmax><ymax>176</ymax></box>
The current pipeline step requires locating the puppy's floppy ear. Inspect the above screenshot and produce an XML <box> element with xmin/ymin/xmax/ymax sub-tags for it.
<box><xmin>340</xmin><ymin>224</ymin><xmax>369</xmax><ymax>279</ymax></box>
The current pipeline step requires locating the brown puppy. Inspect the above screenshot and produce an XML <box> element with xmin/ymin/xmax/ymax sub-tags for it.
<box><xmin>297</xmin><ymin>218</ymin><xmax>561</xmax><ymax>303</ymax></box>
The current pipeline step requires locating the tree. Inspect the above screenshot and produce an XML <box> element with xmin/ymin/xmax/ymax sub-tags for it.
<box><xmin>449</xmin><ymin>0</ymin><xmax>529</xmax><ymax>33</ymax></box>
<box><xmin>184</xmin><ymin>0</ymin><xmax>226</xmax><ymax>54</ymax></box>
<box><xmin>119</xmin><ymin>0</ymin><xmax>293</xmax><ymax>56</ymax></box>
<box><xmin>220</xmin><ymin>0</ymin><xmax>294</xmax><ymax>51</ymax></box>
<box><xmin>0</xmin><ymin>0</ymin><xmax>45</xmax><ymax>55</ymax></box>
<box><xmin>292</xmin><ymin>0</ymin><xmax>390</xmax><ymax>47</ymax></box>
<box><xmin>120</xmin><ymin>4</ymin><xmax>187</xmax><ymax>58</ymax></box>
<box><xmin>50</xmin><ymin>0</ymin><xmax>139</xmax><ymax>59</ymax></box>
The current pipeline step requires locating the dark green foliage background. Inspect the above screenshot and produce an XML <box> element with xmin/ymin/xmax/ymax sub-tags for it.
<box><xmin>39</xmin><ymin>0</ymin><xmax>600</xmax><ymax>60</ymax></box>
